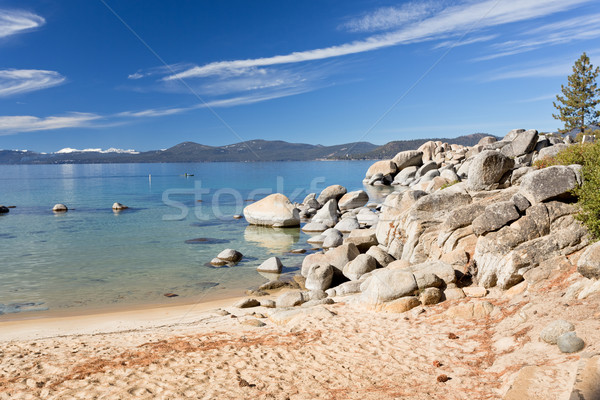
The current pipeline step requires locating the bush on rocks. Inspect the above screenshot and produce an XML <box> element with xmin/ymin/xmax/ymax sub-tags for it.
<box><xmin>534</xmin><ymin>141</ymin><xmax>600</xmax><ymax>239</ymax></box>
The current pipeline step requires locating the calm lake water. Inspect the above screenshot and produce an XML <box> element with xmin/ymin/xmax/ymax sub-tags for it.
<box><xmin>0</xmin><ymin>161</ymin><xmax>391</xmax><ymax>317</ymax></box>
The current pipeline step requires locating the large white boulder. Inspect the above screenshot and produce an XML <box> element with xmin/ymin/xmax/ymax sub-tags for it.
<box><xmin>365</xmin><ymin>160</ymin><xmax>397</xmax><ymax>180</ymax></box>
<box><xmin>518</xmin><ymin>165</ymin><xmax>579</xmax><ymax>205</ymax></box>
<box><xmin>466</xmin><ymin>150</ymin><xmax>515</xmax><ymax>191</ymax></box>
<box><xmin>338</xmin><ymin>190</ymin><xmax>369</xmax><ymax>211</ymax></box>
<box><xmin>360</xmin><ymin>269</ymin><xmax>418</xmax><ymax>304</ymax></box>
<box><xmin>243</xmin><ymin>193</ymin><xmax>300</xmax><ymax>227</ymax></box>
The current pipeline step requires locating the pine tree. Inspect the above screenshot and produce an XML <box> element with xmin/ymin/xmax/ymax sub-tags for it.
<box><xmin>553</xmin><ymin>52</ymin><xmax>600</xmax><ymax>134</ymax></box>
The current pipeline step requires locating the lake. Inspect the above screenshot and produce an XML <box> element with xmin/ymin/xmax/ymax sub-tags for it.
<box><xmin>0</xmin><ymin>161</ymin><xmax>391</xmax><ymax>318</ymax></box>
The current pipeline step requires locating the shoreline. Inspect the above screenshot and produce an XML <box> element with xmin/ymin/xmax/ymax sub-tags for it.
<box><xmin>0</xmin><ymin>293</ymin><xmax>248</xmax><ymax>342</ymax></box>
<box><xmin>0</xmin><ymin>283</ymin><xmax>252</xmax><ymax>324</ymax></box>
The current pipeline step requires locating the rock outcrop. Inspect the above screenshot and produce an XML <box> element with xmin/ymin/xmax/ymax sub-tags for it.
<box><xmin>250</xmin><ymin>128</ymin><xmax>595</xmax><ymax>331</ymax></box>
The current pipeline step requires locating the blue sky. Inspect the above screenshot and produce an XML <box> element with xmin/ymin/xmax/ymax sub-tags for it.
<box><xmin>1</xmin><ymin>0</ymin><xmax>600</xmax><ymax>152</ymax></box>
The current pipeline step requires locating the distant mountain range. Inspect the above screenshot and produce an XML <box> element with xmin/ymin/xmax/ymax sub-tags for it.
<box><xmin>342</xmin><ymin>133</ymin><xmax>495</xmax><ymax>160</ymax></box>
<box><xmin>0</xmin><ymin>134</ymin><xmax>494</xmax><ymax>164</ymax></box>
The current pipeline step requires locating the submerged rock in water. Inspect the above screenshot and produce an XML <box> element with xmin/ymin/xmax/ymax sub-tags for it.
<box><xmin>0</xmin><ymin>302</ymin><xmax>49</xmax><ymax>314</ymax></box>
<box><xmin>244</xmin><ymin>225</ymin><xmax>299</xmax><ymax>253</ymax></box>
<box><xmin>195</xmin><ymin>281</ymin><xmax>219</xmax><ymax>290</ymax></box>
<box><xmin>257</xmin><ymin>257</ymin><xmax>283</xmax><ymax>273</ymax></box>
<box><xmin>216</xmin><ymin>249</ymin><xmax>243</xmax><ymax>263</ymax></box>
<box><xmin>289</xmin><ymin>248</ymin><xmax>307</xmax><ymax>254</ymax></box>
<box><xmin>112</xmin><ymin>202</ymin><xmax>128</xmax><ymax>210</ymax></box>
<box><xmin>185</xmin><ymin>237</ymin><xmax>230</xmax><ymax>245</ymax></box>
<box><xmin>52</xmin><ymin>203</ymin><xmax>68</xmax><ymax>212</ymax></box>
<box><xmin>210</xmin><ymin>258</ymin><xmax>228</xmax><ymax>267</ymax></box>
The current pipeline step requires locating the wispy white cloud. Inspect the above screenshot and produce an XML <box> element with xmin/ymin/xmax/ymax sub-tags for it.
<box><xmin>117</xmin><ymin>106</ymin><xmax>191</xmax><ymax>118</ymax></box>
<box><xmin>127</xmin><ymin>63</ymin><xmax>193</xmax><ymax>80</ymax></box>
<box><xmin>0</xmin><ymin>113</ymin><xmax>101</xmax><ymax>135</ymax></box>
<box><xmin>198</xmin><ymin>87</ymin><xmax>317</xmax><ymax>108</ymax></box>
<box><xmin>525</xmin><ymin>12</ymin><xmax>600</xmax><ymax>35</ymax></box>
<box><xmin>485</xmin><ymin>63</ymin><xmax>570</xmax><ymax>81</ymax></box>
<box><xmin>516</xmin><ymin>94</ymin><xmax>557</xmax><ymax>103</ymax></box>
<box><xmin>119</xmin><ymin>86</ymin><xmax>316</xmax><ymax>118</ymax></box>
<box><xmin>0</xmin><ymin>9</ymin><xmax>45</xmax><ymax>39</ymax></box>
<box><xmin>127</xmin><ymin>57</ymin><xmax>341</xmax><ymax>109</ymax></box>
<box><xmin>163</xmin><ymin>0</ymin><xmax>591</xmax><ymax>81</ymax></box>
<box><xmin>481</xmin><ymin>49</ymin><xmax>600</xmax><ymax>81</ymax></box>
<box><xmin>127</xmin><ymin>72</ymin><xmax>144</xmax><ymax>80</ymax></box>
<box><xmin>474</xmin><ymin>13</ymin><xmax>600</xmax><ymax>61</ymax></box>
<box><xmin>434</xmin><ymin>34</ymin><xmax>498</xmax><ymax>49</ymax></box>
<box><xmin>0</xmin><ymin>85</ymin><xmax>320</xmax><ymax>135</ymax></box>
<box><xmin>0</xmin><ymin>69</ymin><xmax>65</xmax><ymax>97</ymax></box>
<box><xmin>340</xmin><ymin>2</ymin><xmax>438</xmax><ymax>33</ymax></box>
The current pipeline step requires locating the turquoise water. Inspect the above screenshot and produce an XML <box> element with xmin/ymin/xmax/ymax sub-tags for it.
<box><xmin>0</xmin><ymin>161</ymin><xmax>389</xmax><ymax>317</ymax></box>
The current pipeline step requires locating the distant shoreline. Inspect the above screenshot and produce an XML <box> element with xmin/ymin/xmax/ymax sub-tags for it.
<box><xmin>0</xmin><ymin>134</ymin><xmax>493</xmax><ymax>165</ymax></box>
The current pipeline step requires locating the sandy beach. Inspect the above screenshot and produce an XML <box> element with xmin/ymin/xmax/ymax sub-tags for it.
<box><xmin>1</xmin><ymin>264</ymin><xmax>598</xmax><ymax>400</ymax></box>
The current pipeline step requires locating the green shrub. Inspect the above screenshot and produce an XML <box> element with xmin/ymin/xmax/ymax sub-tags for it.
<box><xmin>536</xmin><ymin>142</ymin><xmax>600</xmax><ymax>239</ymax></box>
<box><xmin>534</xmin><ymin>142</ymin><xmax>595</xmax><ymax>169</ymax></box>
<box><xmin>573</xmin><ymin>142</ymin><xmax>600</xmax><ymax>239</ymax></box>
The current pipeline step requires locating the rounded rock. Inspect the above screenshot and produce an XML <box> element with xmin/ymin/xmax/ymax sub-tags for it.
<box><xmin>52</xmin><ymin>203</ymin><xmax>68</xmax><ymax>212</ymax></box>
<box><xmin>322</xmin><ymin>230</ymin><xmax>343</xmax><ymax>248</ymax></box>
<box><xmin>112</xmin><ymin>202</ymin><xmax>128</xmax><ymax>210</ymax></box>
<box><xmin>577</xmin><ymin>242</ymin><xmax>600</xmax><ymax>280</ymax></box>
<box><xmin>216</xmin><ymin>249</ymin><xmax>243</xmax><ymax>263</ymax></box>
<box><xmin>317</xmin><ymin>185</ymin><xmax>347</xmax><ymax>206</ymax></box>
<box><xmin>419</xmin><ymin>287</ymin><xmax>442</xmax><ymax>305</ymax></box>
<box><xmin>302</xmin><ymin>222</ymin><xmax>328</xmax><ymax>232</ymax></box>
<box><xmin>234</xmin><ymin>298</ymin><xmax>260</xmax><ymax>308</ymax></box>
<box><xmin>343</xmin><ymin>254</ymin><xmax>377</xmax><ymax>281</ymax></box>
<box><xmin>334</xmin><ymin>217</ymin><xmax>360</xmax><ymax>233</ymax></box>
<box><xmin>257</xmin><ymin>257</ymin><xmax>283</xmax><ymax>273</ymax></box>
<box><xmin>305</xmin><ymin>264</ymin><xmax>334</xmax><ymax>291</ymax></box>
<box><xmin>540</xmin><ymin>320</ymin><xmax>575</xmax><ymax>345</ymax></box>
<box><xmin>338</xmin><ymin>190</ymin><xmax>369</xmax><ymax>211</ymax></box>
<box><xmin>276</xmin><ymin>291</ymin><xmax>307</xmax><ymax>308</ymax></box>
<box><xmin>243</xmin><ymin>193</ymin><xmax>300</xmax><ymax>227</ymax></box>
<box><xmin>557</xmin><ymin>331</ymin><xmax>585</xmax><ymax>353</ymax></box>
<box><xmin>210</xmin><ymin>258</ymin><xmax>228</xmax><ymax>266</ymax></box>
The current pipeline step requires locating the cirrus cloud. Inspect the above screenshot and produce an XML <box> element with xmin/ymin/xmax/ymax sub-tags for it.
<box><xmin>162</xmin><ymin>0</ymin><xmax>592</xmax><ymax>81</ymax></box>
<box><xmin>0</xmin><ymin>9</ymin><xmax>45</xmax><ymax>39</ymax></box>
<box><xmin>0</xmin><ymin>113</ymin><xmax>100</xmax><ymax>135</ymax></box>
<box><xmin>0</xmin><ymin>69</ymin><xmax>66</xmax><ymax>97</ymax></box>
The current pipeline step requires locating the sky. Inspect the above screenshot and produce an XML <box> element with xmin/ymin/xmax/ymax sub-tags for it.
<box><xmin>1</xmin><ymin>0</ymin><xmax>600</xmax><ymax>152</ymax></box>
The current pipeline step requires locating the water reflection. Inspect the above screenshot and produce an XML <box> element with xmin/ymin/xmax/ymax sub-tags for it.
<box><xmin>244</xmin><ymin>225</ymin><xmax>300</xmax><ymax>253</ymax></box>
<box><xmin>362</xmin><ymin>183</ymin><xmax>402</xmax><ymax>203</ymax></box>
